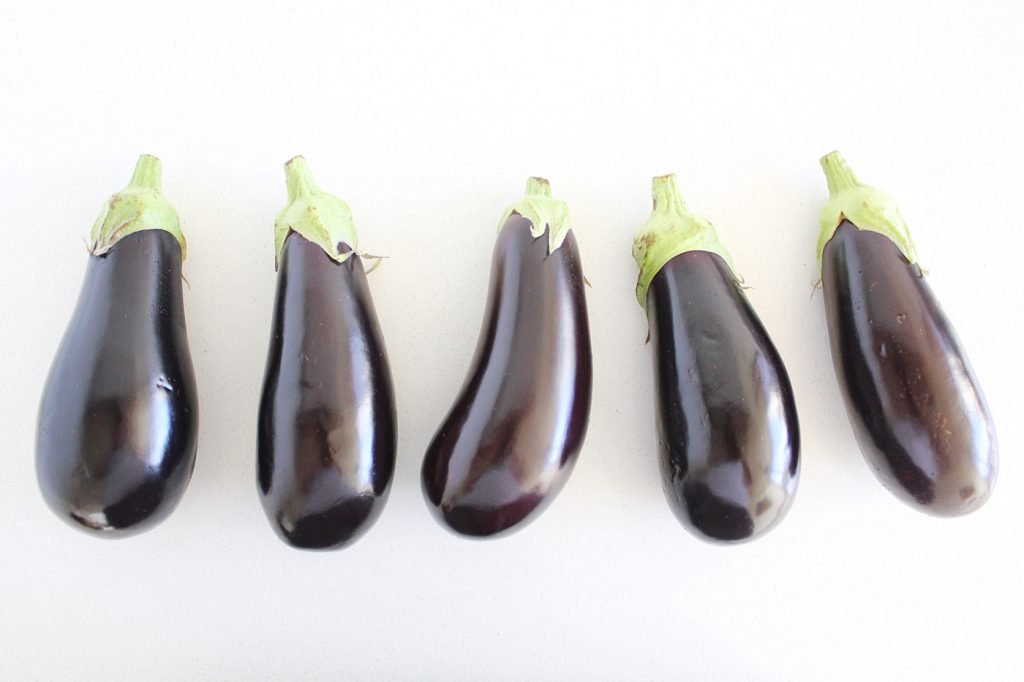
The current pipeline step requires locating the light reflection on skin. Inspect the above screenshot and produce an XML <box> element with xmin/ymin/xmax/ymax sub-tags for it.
<box><xmin>700</xmin><ymin>460</ymin><xmax>752</xmax><ymax>510</ymax></box>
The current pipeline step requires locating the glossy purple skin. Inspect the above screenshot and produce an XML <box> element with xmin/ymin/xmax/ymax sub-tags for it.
<box><xmin>646</xmin><ymin>251</ymin><xmax>800</xmax><ymax>542</ymax></box>
<box><xmin>37</xmin><ymin>230</ymin><xmax>199</xmax><ymax>537</ymax></box>
<box><xmin>822</xmin><ymin>221</ymin><xmax>997</xmax><ymax>515</ymax></box>
<box><xmin>422</xmin><ymin>215</ymin><xmax>592</xmax><ymax>538</ymax></box>
<box><xmin>258</xmin><ymin>233</ymin><xmax>396</xmax><ymax>550</ymax></box>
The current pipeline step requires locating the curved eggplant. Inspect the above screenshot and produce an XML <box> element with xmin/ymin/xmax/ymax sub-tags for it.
<box><xmin>36</xmin><ymin>155</ymin><xmax>198</xmax><ymax>537</ymax></box>
<box><xmin>257</xmin><ymin>157</ymin><xmax>396</xmax><ymax>550</ymax></box>
<box><xmin>421</xmin><ymin>178</ymin><xmax>592</xmax><ymax>538</ymax></box>
<box><xmin>818</xmin><ymin>152</ymin><xmax>996</xmax><ymax>516</ymax></box>
<box><xmin>633</xmin><ymin>174</ymin><xmax>800</xmax><ymax>542</ymax></box>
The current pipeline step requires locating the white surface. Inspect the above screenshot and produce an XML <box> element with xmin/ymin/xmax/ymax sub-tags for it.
<box><xmin>1</xmin><ymin>1</ymin><xmax>1021</xmax><ymax>680</ymax></box>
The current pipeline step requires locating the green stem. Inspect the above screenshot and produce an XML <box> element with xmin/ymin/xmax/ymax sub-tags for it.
<box><xmin>498</xmin><ymin>176</ymin><xmax>573</xmax><ymax>254</ymax></box>
<box><xmin>820</xmin><ymin>151</ymin><xmax>861</xmax><ymax>195</ymax></box>
<box><xmin>89</xmin><ymin>154</ymin><xmax>185</xmax><ymax>258</ymax></box>
<box><xmin>524</xmin><ymin>176</ymin><xmax>552</xmax><ymax>198</ymax></box>
<box><xmin>651</xmin><ymin>173</ymin><xmax>686</xmax><ymax>214</ymax></box>
<box><xmin>274</xmin><ymin>156</ymin><xmax>358</xmax><ymax>268</ymax></box>
<box><xmin>632</xmin><ymin>173</ymin><xmax>734</xmax><ymax>309</ymax></box>
<box><xmin>128</xmin><ymin>154</ymin><xmax>163</xmax><ymax>191</ymax></box>
<box><xmin>816</xmin><ymin>151</ymin><xmax>917</xmax><ymax>272</ymax></box>
<box><xmin>285</xmin><ymin>155</ymin><xmax>316</xmax><ymax>201</ymax></box>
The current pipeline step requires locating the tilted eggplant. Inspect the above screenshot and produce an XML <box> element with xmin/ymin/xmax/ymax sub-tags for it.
<box><xmin>818</xmin><ymin>152</ymin><xmax>997</xmax><ymax>516</ymax></box>
<box><xmin>36</xmin><ymin>155</ymin><xmax>199</xmax><ymax>536</ymax></box>
<box><xmin>421</xmin><ymin>178</ymin><xmax>592</xmax><ymax>538</ymax></box>
<box><xmin>257</xmin><ymin>157</ymin><xmax>396</xmax><ymax>549</ymax></box>
<box><xmin>633</xmin><ymin>174</ymin><xmax>800</xmax><ymax>543</ymax></box>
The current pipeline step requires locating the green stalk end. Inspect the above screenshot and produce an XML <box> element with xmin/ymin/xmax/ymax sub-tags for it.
<box><xmin>499</xmin><ymin>176</ymin><xmax>573</xmax><ymax>253</ymax></box>
<box><xmin>89</xmin><ymin>154</ymin><xmax>185</xmax><ymax>259</ymax></box>
<box><xmin>817</xmin><ymin>151</ymin><xmax>917</xmax><ymax>273</ymax></box>
<box><xmin>285</xmin><ymin>155</ymin><xmax>317</xmax><ymax>202</ymax></box>
<box><xmin>274</xmin><ymin>156</ymin><xmax>358</xmax><ymax>269</ymax></box>
<box><xmin>524</xmin><ymin>176</ymin><xmax>553</xmax><ymax>198</ymax></box>
<box><xmin>651</xmin><ymin>173</ymin><xmax>686</xmax><ymax>214</ymax></box>
<box><xmin>820</xmin><ymin>151</ymin><xmax>860</xmax><ymax>195</ymax></box>
<box><xmin>128</xmin><ymin>154</ymin><xmax>163</xmax><ymax>191</ymax></box>
<box><xmin>632</xmin><ymin>173</ymin><xmax>735</xmax><ymax>309</ymax></box>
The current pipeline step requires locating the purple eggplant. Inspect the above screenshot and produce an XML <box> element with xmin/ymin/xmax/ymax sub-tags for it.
<box><xmin>257</xmin><ymin>157</ymin><xmax>396</xmax><ymax>550</ymax></box>
<box><xmin>633</xmin><ymin>174</ymin><xmax>800</xmax><ymax>542</ymax></box>
<box><xmin>36</xmin><ymin>155</ymin><xmax>198</xmax><ymax>537</ymax></box>
<box><xmin>421</xmin><ymin>178</ymin><xmax>592</xmax><ymax>538</ymax></box>
<box><xmin>818</xmin><ymin>152</ymin><xmax>997</xmax><ymax>515</ymax></box>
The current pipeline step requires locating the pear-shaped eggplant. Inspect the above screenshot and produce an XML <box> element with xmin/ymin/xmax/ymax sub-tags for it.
<box><xmin>818</xmin><ymin>152</ymin><xmax>997</xmax><ymax>515</ymax></box>
<box><xmin>633</xmin><ymin>174</ymin><xmax>800</xmax><ymax>542</ymax></box>
<box><xmin>36</xmin><ymin>155</ymin><xmax>198</xmax><ymax>537</ymax></box>
<box><xmin>257</xmin><ymin>157</ymin><xmax>396</xmax><ymax>550</ymax></box>
<box><xmin>421</xmin><ymin>178</ymin><xmax>592</xmax><ymax>538</ymax></box>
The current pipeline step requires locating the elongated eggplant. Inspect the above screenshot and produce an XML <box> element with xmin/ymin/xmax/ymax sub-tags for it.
<box><xmin>633</xmin><ymin>174</ymin><xmax>800</xmax><ymax>542</ymax></box>
<box><xmin>421</xmin><ymin>178</ymin><xmax>592</xmax><ymax>538</ymax></box>
<box><xmin>818</xmin><ymin>152</ymin><xmax>997</xmax><ymax>516</ymax></box>
<box><xmin>36</xmin><ymin>155</ymin><xmax>198</xmax><ymax>537</ymax></box>
<box><xmin>257</xmin><ymin>157</ymin><xmax>396</xmax><ymax>550</ymax></box>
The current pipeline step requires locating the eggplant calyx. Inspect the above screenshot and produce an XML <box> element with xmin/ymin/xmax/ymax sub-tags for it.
<box><xmin>632</xmin><ymin>173</ymin><xmax>735</xmax><ymax>308</ymax></box>
<box><xmin>818</xmin><ymin>151</ymin><xmax>917</xmax><ymax>272</ymax></box>
<box><xmin>499</xmin><ymin>176</ymin><xmax>573</xmax><ymax>254</ymax></box>
<box><xmin>90</xmin><ymin>154</ymin><xmax>186</xmax><ymax>259</ymax></box>
<box><xmin>275</xmin><ymin>156</ymin><xmax>358</xmax><ymax>269</ymax></box>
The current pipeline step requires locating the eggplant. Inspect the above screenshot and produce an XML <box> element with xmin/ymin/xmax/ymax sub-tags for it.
<box><xmin>257</xmin><ymin>157</ymin><xmax>396</xmax><ymax>550</ymax></box>
<box><xmin>36</xmin><ymin>155</ymin><xmax>198</xmax><ymax>537</ymax></box>
<box><xmin>633</xmin><ymin>174</ymin><xmax>800</xmax><ymax>542</ymax></box>
<box><xmin>818</xmin><ymin>152</ymin><xmax>997</xmax><ymax>516</ymax></box>
<box><xmin>421</xmin><ymin>178</ymin><xmax>592</xmax><ymax>538</ymax></box>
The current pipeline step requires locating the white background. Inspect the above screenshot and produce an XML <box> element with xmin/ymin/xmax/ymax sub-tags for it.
<box><xmin>1</xmin><ymin>1</ymin><xmax>1021</xmax><ymax>680</ymax></box>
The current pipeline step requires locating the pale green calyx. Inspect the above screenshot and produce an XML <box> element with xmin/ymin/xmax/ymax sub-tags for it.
<box><xmin>90</xmin><ymin>154</ymin><xmax>185</xmax><ymax>258</ymax></box>
<box><xmin>632</xmin><ymin>174</ymin><xmax>735</xmax><ymax>307</ymax></box>
<box><xmin>818</xmin><ymin>151</ymin><xmax>917</xmax><ymax>273</ymax></box>
<box><xmin>498</xmin><ymin>177</ymin><xmax>573</xmax><ymax>253</ymax></box>
<box><xmin>275</xmin><ymin>156</ymin><xmax>358</xmax><ymax>268</ymax></box>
